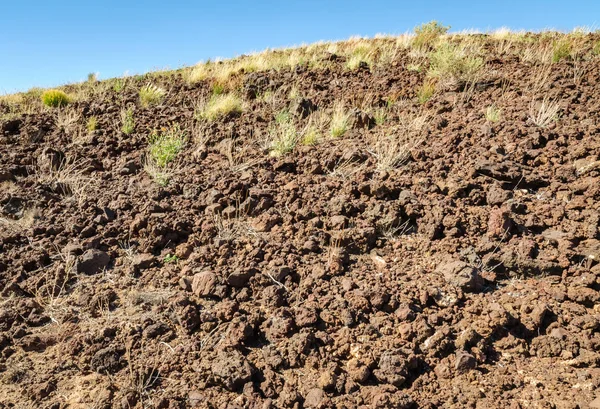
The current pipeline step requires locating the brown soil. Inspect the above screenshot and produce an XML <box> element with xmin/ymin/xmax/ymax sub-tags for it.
<box><xmin>1</xmin><ymin>34</ymin><xmax>600</xmax><ymax>409</ymax></box>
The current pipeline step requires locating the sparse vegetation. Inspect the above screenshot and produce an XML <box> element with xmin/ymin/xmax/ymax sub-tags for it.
<box><xmin>3</xmin><ymin>28</ymin><xmax>600</xmax><ymax>408</ymax></box>
<box><xmin>593</xmin><ymin>41</ymin><xmax>600</xmax><ymax>55</ymax></box>
<box><xmin>113</xmin><ymin>78</ymin><xmax>125</xmax><ymax>93</ymax></box>
<box><xmin>144</xmin><ymin>124</ymin><xmax>186</xmax><ymax>185</ymax></box>
<box><xmin>187</xmin><ymin>63</ymin><xmax>210</xmax><ymax>84</ymax></box>
<box><xmin>139</xmin><ymin>83</ymin><xmax>165</xmax><ymax>107</ymax></box>
<box><xmin>41</xmin><ymin>89</ymin><xmax>71</xmax><ymax>107</ymax></box>
<box><xmin>373</xmin><ymin>107</ymin><xmax>388</xmax><ymax>126</ymax></box>
<box><xmin>345</xmin><ymin>41</ymin><xmax>374</xmax><ymax>70</ymax></box>
<box><xmin>55</xmin><ymin>109</ymin><xmax>79</xmax><ymax>132</ymax></box>
<box><xmin>197</xmin><ymin>93</ymin><xmax>243</xmax><ymax>121</ymax></box>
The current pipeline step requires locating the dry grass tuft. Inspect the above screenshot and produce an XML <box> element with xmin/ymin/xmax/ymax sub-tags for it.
<box><xmin>139</xmin><ymin>84</ymin><xmax>165</xmax><ymax>107</ymax></box>
<box><xmin>529</xmin><ymin>97</ymin><xmax>560</xmax><ymax>128</ymax></box>
<box><xmin>35</xmin><ymin>160</ymin><xmax>94</xmax><ymax>207</ymax></box>
<box><xmin>197</xmin><ymin>93</ymin><xmax>243</xmax><ymax>121</ymax></box>
<box><xmin>329</xmin><ymin>102</ymin><xmax>351</xmax><ymax>138</ymax></box>
<box><xmin>428</xmin><ymin>43</ymin><xmax>484</xmax><ymax>86</ymax></box>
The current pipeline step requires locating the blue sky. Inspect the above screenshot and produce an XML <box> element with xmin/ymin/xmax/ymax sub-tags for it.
<box><xmin>1</xmin><ymin>0</ymin><xmax>598</xmax><ymax>93</ymax></box>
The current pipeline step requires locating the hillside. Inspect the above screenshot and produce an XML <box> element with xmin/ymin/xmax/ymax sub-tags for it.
<box><xmin>1</xmin><ymin>25</ymin><xmax>600</xmax><ymax>408</ymax></box>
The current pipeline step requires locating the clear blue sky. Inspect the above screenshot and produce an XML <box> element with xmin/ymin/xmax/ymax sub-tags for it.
<box><xmin>1</xmin><ymin>0</ymin><xmax>598</xmax><ymax>93</ymax></box>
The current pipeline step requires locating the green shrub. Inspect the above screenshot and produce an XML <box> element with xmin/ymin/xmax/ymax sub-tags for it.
<box><xmin>552</xmin><ymin>38</ymin><xmax>572</xmax><ymax>63</ymax></box>
<box><xmin>413</xmin><ymin>21</ymin><xmax>450</xmax><ymax>49</ymax></box>
<box><xmin>41</xmin><ymin>89</ymin><xmax>71</xmax><ymax>107</ymax></box>
<box><xmin>148</xmin><ymin>124</ymin><xmax>186</xmax><ymax>167</ymax></box>
<box><xmin>593</xmin><ymin>41</ymin><xmax>600</xmax><ymax>55</ymax></box>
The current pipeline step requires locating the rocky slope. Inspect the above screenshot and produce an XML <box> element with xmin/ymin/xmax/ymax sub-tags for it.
<box><xmin>1</xmin><ymin>31</ymin><xmax>600</xmax><ymax>408</ymax></box>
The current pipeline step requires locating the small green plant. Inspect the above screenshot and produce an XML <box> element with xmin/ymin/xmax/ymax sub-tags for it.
<box><xmin>301</xmin><ymin>125</ymin><xmax>320</xmax><ymax>145</ymax></box>
<box><xmin>484</xmin><ymin>105</ymin><xmax>502</xmax><ymax>122</ymax></box>
<box><xmin>163</xmin><ymin>254</ymin><xmax>179</xmax><ymax>264</ymax></box>
<box><xmin>41</xmin><ymin>90</ymin><xmax>71</xmax><ymax>108</ymax></box>
<box><xmin>330</xmin><ymin>103</ymin><xmax>350</xmax><ymax>138</ymax></box>
<box><xmin>417</xmin><ymin>81</ymin><xmax>435</xmax><ymax>104</ymax></box>
<box><xmin>113</xmin><ymin>79</ymin><xmax>125</xmax><ymax>93</ymax></box>
<box><xmin>413</xmin><ymin>21</ymin><xmax>450</xmax><ymax>49</ymax></box>
<box><xmin>148</xmin><ymin>124</ymin><xmax>186</xmax><ymax>167</ymax></box>
<box><xmin>373</xmin><ymin>107</ymin><xmax>388</xmax><ymax>126</ymax></box>
<box><xmin>593</xmin><ymin>41</ymin><xmax>600</xmax><ymax>55</ymax></box>
<box><xmin>121</xmin><ymin>108</ymin><xmax>135</xmax><ymax>135</ymax></box>
<box><xmin>552</xmin><ymin>38</ymin><xmax>572</xmax><ymax>63</ymax></box>
<box><xmin>87</xmin><ymin>73</ymin><xmax>98</xmax><ymax>83</ymax></box>
<box><xmin>406</xmin><ymin>63</ymin><xmax>422</xmax><ymax>72</ymax></box>
<box><xmin>86</xmin><ymin>116</ymin><xmax>98</xmax><ymax>132</ymax></box>
<box><xmin>428</xmin><ymin>43</ymin><xmax>484</xmax><ymax>84</ymax></box>
<box><xmin>139</xmin><ymin>83</ymin><xmax>165</xmax><ymax>107</ymax></box>
<box><xmin>275</xmin><ymin>109</ymin><xmax>291</xmax><ymax>124</ymax></box>
<box><xmin>197</xmin><ymin>93</ymin><xmax>243</xmax><ymax>121</ymax></box>
<box><xmin>211</xmin><ymin>83</ymin><xmax>225</xmax><ymax>95</ymax></box>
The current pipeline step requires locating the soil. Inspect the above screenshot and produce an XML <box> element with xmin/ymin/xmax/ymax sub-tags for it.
<box><xmin>1</xmin><ymin>34</ymin><xmax>600</xmax><ymax>409</ymax></box>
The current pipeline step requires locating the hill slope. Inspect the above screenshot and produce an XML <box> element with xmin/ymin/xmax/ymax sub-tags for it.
<box><xmin>1</xmin><ymin>29</ymin><xmax>600</xmax><ymax>408</ymax></box>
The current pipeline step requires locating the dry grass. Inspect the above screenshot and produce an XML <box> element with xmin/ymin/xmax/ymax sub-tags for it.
<box><xmin>368</xmin><ymin>113</ymin><xmax>428</xmax><ymax>170</ymax></box>
<box><xmin>329</xmin><ymin>102</ymin><xmax>351</xmax><ymax>138</ymax></box>
<box><xmin>196</xmin><ymin>93</ymin><xmax>243</xmax><ymax>121</ymax></box>
<box><xmin>217</xmin><ymin>138</ymin><xmax>259</xmax><ymax>172</ymax></box>
<box><xmin>35</xmin><ymin>159</ymin><xmax>94</xmax><ymax>207</ymax></box>
<box><xmin>55</xmin><ymin>109</ymin><xmax>80</xmax><ymax>133</ymax></box>
<box><xmin>416</xmin><ymin>81</ymin><xmax>435</xmax><ymax>104</ymax></box>
<box><xmin>32</xmin><ymin>251</ymin><xmax>77</xmax><ymax>324</ymax></box>
<box><xmin>139</xmin><ymin>84</ymin><xmax>165</xmax><ymax>107</ymax></box>
<box><xmin>428</xmin><ymin>43</ymin><xmax>484</xmax><ymax>87</ymax></box>
<box><xmin>368</xmin><ymin>132</ymin><xmax>413</xmax><ymax>170</ymax></box>
<box><xmin>0</xmin><ymin>207</ymin><xmax>38</xmax><ymax>236</ymax></box>
<box><xmin>269</xmin><ymin>120</ymin><xmax>298</xmax><ymax>156</ymax></box>
<box><xmin>143</xmin><ymin>157</ymin><xmax>174</xmax><ymax>187</ymax></box>
<box><xmin>529</xmin><ymin>97</ymin><xmax>560</xmax><ymax>128</ymax></box>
